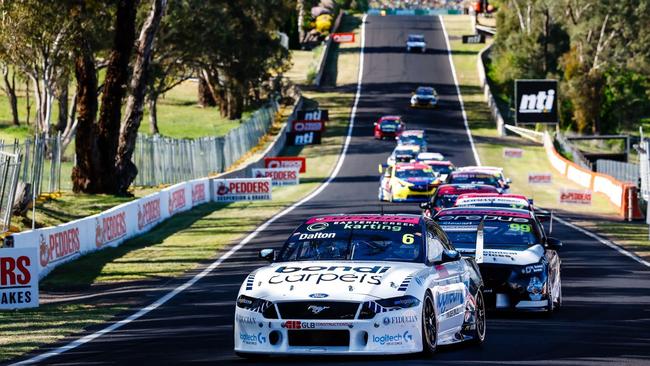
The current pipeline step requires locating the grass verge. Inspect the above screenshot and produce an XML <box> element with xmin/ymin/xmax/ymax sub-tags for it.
<box><xmin>443</xmin><ymin>14</ymin><xmax>650</xmax><ymax>260</ymax></box>
<box><xmin>0</xmin><ymin>13</ymin><xmax>363</xmax><ymax>363</ymax></box>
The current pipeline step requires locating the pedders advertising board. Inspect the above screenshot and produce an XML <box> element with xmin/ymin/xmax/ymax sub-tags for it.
<box><xmin>0</xmin><ymin>247</ymin><xmax>39</xmax><ymax>309</ymax></box>
<box><xmin>252</xmin><ymin>167</ymin><xmax>299</xmax><ymax>186</ymax></box>
<box><xmin>213</xmin><ymin>178</ymin><xmax>272</xmax><ymax>202</ymax></box>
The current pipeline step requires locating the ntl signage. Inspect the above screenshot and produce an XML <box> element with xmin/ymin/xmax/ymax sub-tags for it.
<box><xmin>515</xmin><ymin>80</ymin><xmax>558</xmax><ymax>124</ymax></box>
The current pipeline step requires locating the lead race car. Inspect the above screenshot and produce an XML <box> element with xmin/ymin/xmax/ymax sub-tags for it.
<box><xmin>234</xmin><ymin>214</ymin><xmax>487</xmax><ymax>357</ymax></box>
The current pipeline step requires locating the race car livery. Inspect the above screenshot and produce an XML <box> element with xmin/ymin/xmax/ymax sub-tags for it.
<box><xmin>387</xmin><ymin>144</ymin><xmax>421</xmax><ymax>166</ymax></box>
<box><xmin>447</xmin><ymin>170</ymin><xmax>510</xmax><ymax>192</ymax></box>
<box><xmin>420</xmin><ymin>184</ymin><xmax>500</xmax><ymax>217</ymax></box>
<box><xmin>406</xmin><ymin>34</ymin><xmax>426</xmax><ymax>53</ymax></box>
<box><xmin>411</xmin><ymin>87</ymin><xmax>438</xmax><ymax>108</ymax></box>
<box><xmin>397</xmin><ymin>130</ymin><xmax>427</xmax><ymax>152</ymax></box>
<box><xmin>433</xmin><ymin>207</ymin><xmax>562</xmax><ymax>312</ymax></box>
<box><xmin>379</xmin><ymin>163</ymin><xmax>440</xmax><ymax>202</ymax></box>
<box><xmin>456</xmin><ymin>166</ymin><xmax>511</xmax><ymax>191</ymax></box>
<box><xmin>234</xmin><ymin>214</ymin><xmax>486</xmax><ymax>357</ymax></box>
<box><xmin>454</xmin><ymin>194</ymin><xmax>531</xmax><ymax>210</ymax></box>
<box><xmin>417</xmin><ymin>159</ymin><xmax>455</xmax><ymax>183</ymax></box>
<box><xmin>374</xmin><ymin>116</ymin><xmax>405</xmax><ymax>140</ymax></box>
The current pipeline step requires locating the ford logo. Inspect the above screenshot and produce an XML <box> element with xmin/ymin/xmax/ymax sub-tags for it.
<box><xmin>309</xmin><ymin>293</ymin><xmax>329</xmax><ymax>298</ymax></box>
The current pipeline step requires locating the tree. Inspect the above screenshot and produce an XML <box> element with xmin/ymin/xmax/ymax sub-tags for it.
<box><xmin>0</xmin><ymin>64</ymin><xmax>19</xmax><ymax>126</ymax></box>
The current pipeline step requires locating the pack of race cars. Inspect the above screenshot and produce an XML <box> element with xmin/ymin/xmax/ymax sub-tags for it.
<box><xmin>233</xmin><ymin>117</ymin><xmax>563</xmax><ymax>358</ymax></box>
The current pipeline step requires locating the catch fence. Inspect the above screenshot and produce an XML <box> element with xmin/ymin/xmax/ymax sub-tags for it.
<box><xmin>596</xmin><ymin>159</ymin><xmax>639</xmax><ymax>185</ymax></box>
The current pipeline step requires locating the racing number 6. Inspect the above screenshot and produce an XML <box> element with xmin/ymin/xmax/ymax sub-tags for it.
<box><xmin>402</xmin><ymin>234</ymin><xmax>415</xmax><ymax>244</ymax></box>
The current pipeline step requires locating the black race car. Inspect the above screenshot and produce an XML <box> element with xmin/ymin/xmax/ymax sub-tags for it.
<box><xmin>433</xmin><ymin>207</ymin><xmax>562</xmax><ymax>312</ymax></box>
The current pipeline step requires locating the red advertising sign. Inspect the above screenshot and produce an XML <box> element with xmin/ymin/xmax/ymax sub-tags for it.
<box><xmin>528</xmin><ymin>173</ymin><xmax>552</xmax><ymax>185</ymax></box>
<box><xmin>95</xmin><ymin>211</ymin><xmax>127</xmax><ymax>248</ymax></box>
<box><xmin>264</xmin><ymin>156</ymin><xmax>306</xmax><ymax>173</ymax></box>
<box><xmin>503</xmin><ymin>148</ymin><xmax>524</xmax><ymax>158</ymax></box>
<box><xmin>1</xmin><ymin>247</ymin><xmax>39</xmax><ymax>309</ymax></box>
<box><xmin>168</xmin><ymin>187</ymin><xmax>187</xmax><ymax>215</ymax></box>
<box><xmin>213</xmin><ymin>178</ymin><xmax>272</xmax><ymax>202</ymax></box>
<box><xmin>39</xmin><ymin>227</ymin><xmax>81</xmax><ymax>268</ymax></box>
<box><xmin>252</xmin><ymin>168</ymin><xmax>299</xmax><ymax>186</ymax></box>
<box><xmin>291</xmin><ymin>120</ymin><xmax>325</xmax><ymax>133</ymax></box>
<box><xmin>332</xmin><ymin>32</ymin><xmax>355</xmax><ymax>43</ymax></box>
<box><xmin>138</xmin><ymin>196</ymin><xmax>162</xmax><ymax>230</ymax></box>
<box><xmin>560</xmin><ymin>189</ymin><xmax>592</xmax><ymax>205</ymax></box>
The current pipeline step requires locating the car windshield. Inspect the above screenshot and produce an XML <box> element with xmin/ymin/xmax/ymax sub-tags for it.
<box><xmin>395</xmin><ymin>168</ymin><xmax>434</xmax><ymax>179</ymax></box>
<box><xmin>429</xmin><ymin>165</ymin><xmax>453</xmax><ymax>175</ymax></box>
<box><xmin>433</xmin><ymin>194</ymin><xmax>459</xmax><ymax>209</ymax></box>
<box><xmin>416</xmin><ymin>88</ymin><xmax>433</xmax><ymax>96</ymax></box>
<box><xmin>278</xmin><ymin>216</ymin><xmax>424</xmax><ymax>263</ymax></box>
<box><xmin>435</xmin><ymin>214</ymin><xmax>541</xmax><ymax>249</ymax></box>
<box><xmin>408</xmin><ymin>35</ymin><xmax>424</xmax><ymax>42</ymax></box>
<box><xmin>380</xmin><ymin>120</ymin><xmax>399</xmax><ymax>130</ymax></box>
<box><xmin>457</xmin><ymin>201</ymin><xmax>529</xmax><ymax>210</ymax></box>
<box><xmin>399</xmin><ymin>136</ymin><xmax>424</xmax><ymax>145</ymax></box>
<box><xmin>394</xmin><ymin>149</ymin><xmax>416</xmax><ymax>157</ymax></box>
<box><xmin>449</xmin><ymin>173</ymin><xmax>499</xmax><ymax>186</ymax></box>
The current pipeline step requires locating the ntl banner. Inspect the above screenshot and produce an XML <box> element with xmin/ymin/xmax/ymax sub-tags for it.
<box><xmin>213</xmin><ymin>178</ymin><xmax>272</xmax><ymax>202</ymax></box>
<box><xmin>296</xmin><ymin>109</ymin><xmax>328</xmax><ymax>122</ymax></box>
<box><xmin>0</xmin><ymin>247</ymin><xmax>39</xmax><ymax>309</ymax></box>
<box><xmin>515</xmin><ymin>79</ymin><xmax>558</xmax><ymax>124</ymax></box>
<box><xmin>252</xmin><ymin>168</ymin><xmax>299</xmax><ymax>186</ymax></box>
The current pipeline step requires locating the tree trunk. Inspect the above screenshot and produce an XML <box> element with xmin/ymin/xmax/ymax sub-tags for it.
<box><xmin>25</xmin><ymin>79</ymin><xmax>31</xmax><ymax>125</ymax></box>
<box><xmin>297</xmin><ymin>0</ymin><xmax>305</xmax><ymax>46</ymax></box>
<box><xmin>71</xmin><ymin>38</ymin><xmax>101</xmax><ymax>193</ymax></box>
<box><xmin>198</xmin><ymin>76</ymin><xmax>216</xmax><ymax>107</ymax></box>
<box><xmin>95</xmin><ymin>0</ymin><xmax>140</xmax><ymax>194</ymax></box>
<box><xmin>2</xmin><ymin>67</ymin><xmax>19</xmax><ymax>126</ymax></box>
<box><xmin>115</xmin><ymin>0</ymin><xmax>167</xmax><ymax>195</ymax></box>
<box><xmin>148</xmin><ymin>95</ymin><xmax>159</xmax><ymax>134</ymax></box>
<box><xmin>56</xmin><ymin>74</ymin><xmax>69</xmax><ymax>133</ymax></box>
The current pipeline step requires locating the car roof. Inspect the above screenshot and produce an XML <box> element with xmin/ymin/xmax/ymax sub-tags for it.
<box><xmin>435</xmin><ymin>206</ymin><xmax>533</xmax><ymax>219</ymax></box>
<box><xmin>421</xmin><ymin>160</ymin><xmax>453</xmax><ymax>166</ymax></box>
<box><xmin>379</xmin><ymin>115</ymin><xmax>401</xmax><ymax>121</ymax></box>
<box><xmin>455</xmin><ymin>195</ymin><xmax>530</xmax><ymax>207</ymax></box>
<box><xmin>458</xmin><ymin>166</ymin><xmax>503</xmax><ymax>172</ymax></box>
<box><xmin>416</xmin><ymin>86</ymin><xmax>434</xmax><ymax>93</ymax></box>
<box><xmin>417</xmin><ymin>152</ymin><xmax>444</xmax><ymax>159</ymax></box>
<box><xmin>305</xmin><ymin>214</ymin><xmax>421</xmax><ymax>225</ymax></box>
<box><xmin>457</xmin><ymin>193</ymin><xmax>528</xmax><ymax>200</ymax></box>
<box><xmin>408</xmin><ymin>34</ymin><xmax>424</xmax><ymax>38</ymax></box>
<box><xmin>401</xmin><ymin>130</ymin><xmax>424</xmax><ymax>136</ymax></box>
<box><xmin>436</xmin><ymin>184</ymin><xmax>499</xmax><ymax>194</ymax></box>
<box><xmin>395</xmin><ymin>144</ymin><xmax>420</xmax><ymax>152</ymax></box>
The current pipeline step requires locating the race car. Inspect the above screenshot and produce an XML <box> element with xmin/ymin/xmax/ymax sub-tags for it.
<box><xmin>410</xmin><ymin>87</ymin><xmax>438</xmax><ymax>108</ymax></box>
<box><xmin>447</xmin><ymin>170</ymin><xmax>510</xmax><ymax>193</ymax></box>
<box><xmin>454</xmin><ymin>193</ymin><xmax>552</xmax><ymax>222</ymax></box>
<box><xmin>420</xmin><ymin>184</ymin><xmax>500</xmax><ymax>217</ymax></box>
<box><xmin>457</xmin><ymin>166</ymin><xmax>511</xmax><ymax>190</ymax></box>
<box><xmin>433</xmin><ymin>207</ymin><xmax>562</xmax><ymax>312</ymax></box>
<box><xmin>387</xmin><ymin>144</ymin><xmax>421</xmax><ymax>166</ymax></box>
<box><xmin>398</xmin><ymin>130</ymin><xmax>427</xmax><ymax>152</ymax></box>
<box><xmin>416</xmin><ymin>156</ymin><xmax>455</xmax><ymax>182</ymax></box>
<box><xmin>406</xmin><ymin>34</ymin><xmax>426</xmax><ymax>53</ymax></box>
<box><xmin>234</xmin><ymin>214</ymin><xmax>486</xmax><ymax>357</ymax></box>
<box><xmin>374</xmin><ymin>116</ymin><xmax>405</xmax><ymax>140</ymax></box>
<box><xmin>379</xmin><ymin>162</ymin><xmax>440</xmax><ymax>202</ymax></box>
<box><xmin>416</xmin><ymin>152</ymin><xmax>444</xmax><ymax>162</ymax></box>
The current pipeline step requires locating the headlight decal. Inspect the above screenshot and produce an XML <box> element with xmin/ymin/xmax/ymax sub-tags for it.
<box><xmin>245</xmin><ymin>274</ymin><xmax>255</xmax><ymax>291</ymax></box>
<box><xmin>360</xmin><ymin>295</ymin><xmax>422</xmax><ymax>319</ymax></box>
<box><xmin>237</xmin><ymin>295</ymin><xmax>278</xmax><ymax>319</ymax></box>
<box><xmin>397</xmin><ymin>276</ymin><xmax>412</xmax><ymax>292</ymax></box>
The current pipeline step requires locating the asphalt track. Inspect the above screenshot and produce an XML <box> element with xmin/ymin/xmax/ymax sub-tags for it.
<box><xmin>15</xmin><ymin>15</ymin><xmax>650</xmax><ymax>366</ymax></box>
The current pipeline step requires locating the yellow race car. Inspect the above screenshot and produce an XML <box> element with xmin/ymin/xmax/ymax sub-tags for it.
<box><xmin>378</xmin><ymin>162</ymin><xmax>440</xmax><ymax>202</ymax></box>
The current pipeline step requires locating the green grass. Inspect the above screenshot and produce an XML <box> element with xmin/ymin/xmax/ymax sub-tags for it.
<box><xmin>443</xmin><ymin>15</ymin><xmax>650</xmax><ymax>260</ymax></box>
<box><xmin>0</xmin><ymin>13</ymin><xmax>362</xmax><ymax>362</ymax></box>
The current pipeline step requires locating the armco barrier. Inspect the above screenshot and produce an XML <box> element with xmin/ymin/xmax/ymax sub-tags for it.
<box><xmin>477</xmin><ymin>44</ymin><xmax>506</xmax><ymax>137</ymax></box>
<box><xmin>542</xmin><ymin>132</ymin><xmax>643</xmax><ymax>220</ymax></box>
<box><xmin>313</xmin><ymin>11</ymin><xmax>344</xmax><ymax>87</ymax></box>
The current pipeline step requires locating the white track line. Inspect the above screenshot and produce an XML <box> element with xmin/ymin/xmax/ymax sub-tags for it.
<box><xmin>13</xmin><ymin>14</ymin><xmax>369</xmax><ymax>366</ymax></box>
<box><xmin>439</xmin><ymin>15</ymin><xmax>481</xmax><ymax>166</ymax></box>
<box><xmin>554</xmin><ymin>216</ymin><xmax>650</xmax><ymax>268</ymax></box>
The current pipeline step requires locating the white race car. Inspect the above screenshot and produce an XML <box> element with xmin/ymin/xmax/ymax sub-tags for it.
<box><xmin>234</xmin><ymin>214</ymin><xmax>486</xmax><ymax>357</ymax></box>
<box><xmin>406</xmin><ymin>34</ymin><xmax>426</xmax><ymax>53</ymax></box>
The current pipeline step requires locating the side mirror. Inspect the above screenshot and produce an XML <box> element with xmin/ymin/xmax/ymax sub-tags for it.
<box><xmin>439</xmin><ymin>249</ymin><xmax>460</xmax><ymax>263</ymax></box>
<box><xmin>545</xmin><ymin>237</ymin><xmax>562</xmax><ymax>251</ymax></box>
<box><xmin>259</xmin><ymin>248</ymin><xmax>275</xmax><ymax>262</ymax></box>
<box><xmin>505</xmin><ymin>178</ymin><xmax>512</xmax><ymax>184</ymax></box>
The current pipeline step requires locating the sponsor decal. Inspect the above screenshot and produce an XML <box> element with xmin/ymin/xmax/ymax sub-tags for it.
<box><xmin>560</xmin><ymin>189</ymin><xmax>592</xmax><ymax>205</ymax></box>
<box><xmin>236</xmin><ymin>314</ymin><xmax>259</xmax><ymax>325</ymax></box>
<box><xmin>372</xmin><ymin>331</ymin><xmax>413</xmax><ymax>346</ymax></box>
<box><xmin>239</xmin><ymin>332</ymin><xmax>266</xmax><ymax>345</ymax></box>
<box><xmin>382</xmin><ymin>313</ymin><xmax>418</xmax><ymax>326</ymax></box>
<box><xmin>438</xmin><ymin>215</ymin><xmax>530</xmax><ymax>223</ymax></box>
<box><xmin>332</xmin><ymin>32</ymin><xmax>355</xmax><ymax>43</ymax></box>
<box><xmin>282</xmin><ymin>320</ymin><xmax>352</xmax><ymax>329</ymax></box>
<box><xmin>527</xmin><ymin>277</ymin><xmax>544</xmax><ymax>301</ymax></box>
<box><xmin>297</xmin><ymin>232</ymin><xmax>335</xmax><ymax>240</ymax></box>
<box><xmin>168</xmin><ymin>187</ymin><xmax>187</xmax><ymax>214</ymax></box>
<box><xmin>270</xmin><ymin>266</ymin><xmax>390</xmax><ymax>286</ymax></box>
<box><xmin>287</xmin><ymin>131</ymin><xmax>322</xmax><ymax>146</ymax></box>
<box><xmin>213</xmin><ymin>178</ymin><xmax>272</xmax><ymax>202</ymax></box>
<box><xmin>462</xmin><ymin>34</ymin><xmax>485</xmax><ymax>44</ymax></box>
<box><xmin>192</xmin><ymin>182</ymin><xmax>207</xmax><ymax>204</ymax></box>
<box><xmin>503</xmin><ymin>148</ymin><xmax>523</xmax><ymax>159</ymax></box>
<box><xmin>39</xmin><ymin>227</ymin><xmax>81</xmax><ymax>268</ymax></box>
<box><xmin>308</xmin><ymin>305</ymin><xmax>330</xmax><ymax>314</ymax></box>
<box><xmin>515</xmin><ymin>79</ymin><xmax>558</xmax><ymax>124</ymax></box>
<box><xmin>436</xmin><ymin>291</ymin><xmax>464</xmax><ymax>313</ymax></box>
<box><xmin>0</xmin><ymin>247</ymin><xmax>39</xmax><ymax>309</ymax></box>
<box><xmin>309</xmin><ymin>293</ymin><xmax>329</xmax><ymax>298</ymax></box>
<box><xmin>137</xmin><ymin>197</ymin><xmax>161</xmax><ymax>230</ymax></box>
<box><xmin>252</xmin><ymin>168</ymin><xmax>299</xmax><ymax>186</ymax></box>
<box><xmin>95</xmin><ymin>211</ymin><xmax>127</xmax><ymax>248</ymax></box>
<box><xmin>296</xmin><ymin>109</ymin><xmax>329</xmax><ymax>121</ymax></box>
<box><xmin>264</xmin><ymin>157</ymin><xmax>306</xmax><ymax>173</ymax></box>
<box><xmin>306</xmin><ymin>222</ymin><xmax>329</xmax><ymax>232</ymax></box>
<box><xmin>528</xmin><ymin>173</ymin><xmax>552</xmax><ymax>185</ymax></box>
<box><xmin>292</xmin><ymin>120</ymin><xmax>325</xmax><ymax>132</ymax></box>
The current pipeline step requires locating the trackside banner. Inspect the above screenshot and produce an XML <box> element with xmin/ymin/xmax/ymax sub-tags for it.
<box><xmin>0</xmin><ymin>247</ymin><xmax>39</xmax><ymax>309</ymax></box>
<box><xmin>515</xmin><ymin>79</ymin><xmax>558</xmax><ymax>124</ymax></box>
<box><xmin>212</xmin><ymin>178</ymin><xmax>272</xmax><ymax>202</ymax></box>
<box><xmin>252</xmin><ymin>168</ymin><xmax>299</xmax><ymax>186</ymax></box>
<box><xmin>560</xmin><ymin>189</ymin><xmax>592</xmax><ymax>205</ymax></box>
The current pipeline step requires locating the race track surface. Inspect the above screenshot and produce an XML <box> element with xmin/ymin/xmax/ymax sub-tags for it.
<box><xmin>18</xmin><ymin>15</ymin><xmax>650</xmax><ymax>366</ymax></box>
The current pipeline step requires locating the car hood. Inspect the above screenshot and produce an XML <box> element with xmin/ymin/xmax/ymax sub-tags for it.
<box><xmin>414</xmin><ymin>94</ymin><xmax>435</xmax><ymax>99</ymax></box>
<box><xmin>457</xmin><ymin>244</ymin><xmax>544</xmax><ymax>266</ymax></box>
<box><xmin>242</xmin><ymin>261</ymin><xmax>428</xmax><ymax>302</ymax></box>
<box><xmin>407</xmin><ymin>41</ymin><xmax>426</xmax><ymax>46</ymax></box>
<box><xmin>402</xmin><ymin>177</ymin><xmax>435</xmax><ymax>185</ymax></box>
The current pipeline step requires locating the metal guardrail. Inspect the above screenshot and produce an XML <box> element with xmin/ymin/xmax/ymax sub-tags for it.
<box><xmin>555</xmin><ymin>131</ymin><xmax>592</xmax><ymax>170</ymax></box>
<box><xmin>504</xmin><ymin>124</ymin><xmax>544</xmax><ymax>143</ymax></box>
<box><xmin>596</xmin><ymin>159</ymin><xmax>639</xmax><ymax>185</ymax></box>
<box><xmin>313</xmin><ymin>11</ymin><xmax>344</xmax><ymax>87</ymax></box>
<box><xmin>0</xmin><ymin>150</ymin><xmax>22</xmax><ymax>232</ymax></box>
<box><xmin>475</xmin><ymin>24</ymin><xmax>496</xmax><ymax>35</ymax></box>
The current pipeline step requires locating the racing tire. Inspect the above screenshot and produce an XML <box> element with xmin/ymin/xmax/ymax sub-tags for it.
<box><xmin>422</xmin><ymin>291</ymin><xmax>438</xmax><ymax>355</ymax></box>
<box><xmin>469</xmin><ymin>290</ymin><xmax>486</xmax><ymax>345</ymax></box>
<box><xmin>554</xmin><ymin>274</ymin><xmax>563</xmax><ymax>310</ymax></box>
<box><xmin>545</xmin><ymin>282</ymin><xmax>555</xmax><ymax>314</ymax></box>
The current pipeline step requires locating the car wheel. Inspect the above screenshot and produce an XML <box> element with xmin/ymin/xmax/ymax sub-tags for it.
<box><xmin>546</xmin><ymin>282</ymin><xmax>555</xmax><ymax>313</ymax></box>
<box><xmin>470</xmin><ymin>290</ymin><xmax>486</xmax><ymax>345</ymax></box>
<box><xmin>422</xmin><ymin>291</ymin><xmax>438</xmax><ymax>355</ymax></box>
<box><xmin>554</xmin><ymin>273</ymin><xmax>563</xmax><ymax>309</ymax></box>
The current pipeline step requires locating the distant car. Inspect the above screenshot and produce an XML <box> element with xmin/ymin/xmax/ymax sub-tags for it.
<box><xmin>234</xmin><ymin>214</ymin><xmax>487</xmax><ymax>356</ymax></box>
<box><xmin>374</xmin><ymin>115</ymin><xmax>405</xmax><ymax>140</ymax></box>
<box><xmin>378</xmin><ymin>162</ymin><xmax>439</xmax><ymax>202</ymax></box>
<box><xmin>416</xmin><ymin>152</ymin><xmax>444</xmax><ymax>162</ymax></box>
<box><xmin>433</xmin><ymin>207</ymin><xmax>562</xmax><ymax>312</ymax></box>
<box><xmin>417</xmin><ymin>160</ymin><xmax>455</xmax><ymax>183</ymax></box>
<box><xmin>410</xmin><ymin>87</ymin><xmax>438</xmax><ymax>108</ymax></box>
<box><xmin>454</xmin><ymin>193</ymin><xmax>551</xmax><ymax>221</ymax></box>
<box><xmin>387</xmin><ymin>144</ymin><xmax>421</xmax><ymax>166</ymax></box>
<box><xmin>447</xmin><ymin>170</ymin><xmax>510</xmax><ymax>193</ymax></box>
<box><xmin>420</xmin><ymin>184</ymin><xmax>500</xmax><ymax>217</ymax></box>
<box><xmin>397</xmin><ymin>130</ymin><xmax>427</xmax><ymax>152</ymax></box>
<box><xmin>406</xmin><ymin>34</ymin><xmax>426</xmax><ymax>53</ymax></box>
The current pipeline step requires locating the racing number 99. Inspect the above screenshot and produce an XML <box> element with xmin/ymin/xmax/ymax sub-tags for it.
<box><xmin>509</xmin><ymin>223</ymin><xmax>531</xmax><ymax>232</ymax></box>
<box><xmin>402</xmin><ymin>234</ymin><xmax>415</xmax><ymax>244</ymax></box>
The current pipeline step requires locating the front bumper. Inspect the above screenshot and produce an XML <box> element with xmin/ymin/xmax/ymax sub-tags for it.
<box><xmin>234</xmin><ymin>308</ymin><xmax>423</xmax><ymax>355</ymax></box>
<box><xmin>481</xmin><ymin>264</ymin><xmax>549</xmax><ymax>311</ymax></box>
<box><xmin>410</xmin><ymin>101</ymin><xmax>437</xmax><ymax>108</ymax></box>
<box><xmin>391</xmin><ymin>186</ymin><xmax>435</xmax><ymax>202</ymax></box>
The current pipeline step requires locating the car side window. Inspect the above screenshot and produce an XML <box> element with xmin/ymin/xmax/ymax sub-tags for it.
<box><xmin>432</xmin><ymin>223</ymin><xmax>454</xmax><ymax>250</ymax></box>
<box><xmin>425</xmin><ymin>226</ymin><xmax>445</xmax><ymax>264</ymax></box>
